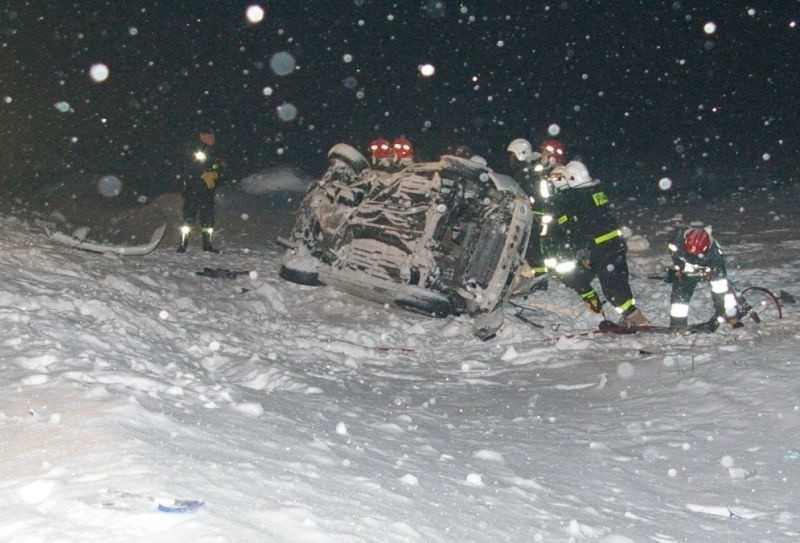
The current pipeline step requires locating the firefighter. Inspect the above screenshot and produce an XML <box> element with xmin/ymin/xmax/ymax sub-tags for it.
<box><xmin>539</xmin><ymin>160</ymin><xmax>648</xmax><ymax>326</ymax></box>
<box><xmin>367</xmin><ymin>138</ymin><xmax>394</xmax><ymax>170</ymax></box>
<box><xmin>507</xmin><ymin>138</ymin><xmax>567</xmax><ymax>289</ymax></box>
<box><xmin>667</xmin><ymin>227</ymin><xmax>742</xmax><ymax>330</ymax></box>
<box><xmin>178</xmin><ymin>130</ymin><xmax>221</xmax><ymax>253</ymax></box>
<box><xmin>392</xmin><ymin>137</ymin><xmax>415</xmax><ymax>168</ymax></box>
<box><xmin>538</xmin><ymin>138</ymin><xmax>566</xmax><ymax>171</ymax></box>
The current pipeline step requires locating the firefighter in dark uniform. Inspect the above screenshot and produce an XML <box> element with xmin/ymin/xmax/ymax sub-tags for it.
<box><xmin>368</xmin><ymin>138</ymin><xmax>395</xmax><ymax>171</ymax></box>
<box><xmin>667</xmin><ymin>227</ymin><xmax>742</xmax><ymax>330</ymax></box>
<box><xmin>507</xmin><ymin>138</ymin><xmax>539</xmax><ymax>196</ymax></box>
<box><xmin>178</xmin><ymin>130</ymin><xmax>221</xmax><ymax>253</ymax></box>
<box><xmin>392</xmin><ymin>137</ymin><xmax>415</xmax><ymax>168</ymax></box>
<box><xmin>537</xmin><ymin>138</ymin><xmax>566</xmax><ymax>174</ymax></box>
<box><xmin>507</xmin><ymin>138</ymin><xmax>566</xmax><ymax>285</ymax></box>
<box><xmin>539</xmin><ymin>160</ymin><xmax>648</xmax><ymax>327</ymax></box>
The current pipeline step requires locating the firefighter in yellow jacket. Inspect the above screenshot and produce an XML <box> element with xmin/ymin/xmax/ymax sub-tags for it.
<box><xmin>178</xmin><ymin>130</ymin><xmax>221</xmax><ymax>253</ymax></box>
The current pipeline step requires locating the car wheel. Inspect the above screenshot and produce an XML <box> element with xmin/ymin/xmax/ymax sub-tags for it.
<box><xmin>395</xmin><ymin>291</ymin><xmax>453</xmax><ymax>318</ymax></box>
<box><xmin>327</xmin><ymin>143</ymin><xmax>370</xmax><ymax>173</ymax></box>
<box><xmin>279</xmin><ymin>262</ymin><xmax>323</xmax><ymax>286</ymax></box>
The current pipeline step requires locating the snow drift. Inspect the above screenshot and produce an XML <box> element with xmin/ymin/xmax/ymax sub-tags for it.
<box><xmin>1</xmin><ymin>179</ymin><xmax>799</xmax><ymax>542</ymax></box>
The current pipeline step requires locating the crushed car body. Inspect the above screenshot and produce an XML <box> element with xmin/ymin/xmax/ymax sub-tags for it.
<box><xmin>279</xmin><ymin>143</ymin><xmax>533</xmax><ymax>339</ymax></box>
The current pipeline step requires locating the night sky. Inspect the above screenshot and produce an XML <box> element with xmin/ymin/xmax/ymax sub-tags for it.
<box><xmin>1</xmin><ymin>1</ymin><xmax>797</xmax><ymax>202</ymax></box>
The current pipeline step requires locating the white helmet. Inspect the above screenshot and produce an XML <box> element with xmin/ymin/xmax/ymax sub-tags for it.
<box><xmin>507</xmin><ymin>138</ymin><xmax>534</xmax><ymax>162</ymax></box>
<box><xmin>563</xmin><ymin>160</ymin><xmax>596</xmax><ymax>189</ymax></box>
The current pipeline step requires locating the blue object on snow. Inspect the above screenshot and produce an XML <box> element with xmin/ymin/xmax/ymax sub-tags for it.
<box><xmin>157</xmin><ymin>499</ymin><xmax>205</xmax><ymax>513</ymax></box>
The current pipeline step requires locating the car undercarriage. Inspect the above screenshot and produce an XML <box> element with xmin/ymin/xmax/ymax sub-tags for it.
<box><xmin>279</xmin><ymin>144</ymin><xmax>532</xmax><ymax>339</ymax></box>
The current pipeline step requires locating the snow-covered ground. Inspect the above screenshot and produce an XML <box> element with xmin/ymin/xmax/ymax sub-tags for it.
<box><xmin>1</xmin><ymin>179</ymin><xmax>799</xmax><ymax>542</ymax></box>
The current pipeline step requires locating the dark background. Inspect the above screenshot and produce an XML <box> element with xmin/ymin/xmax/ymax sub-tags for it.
<box><xmin>1</xmin><ymin>1</ymin><xmax>797</xmax><ymax>206</ymax></box>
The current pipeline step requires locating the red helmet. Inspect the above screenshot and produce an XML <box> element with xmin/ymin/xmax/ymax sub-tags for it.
<box><xmin>368</xmin><ymin>138</ymin><xmax>392</xmax><ymax>160</ymax></box>
<box><xmin>392</xmin><ymin>137</ymin><xmax>414</xmax><ymax>160</ymax></box>
<box><xmin>540</xmin><ymin>139</ymin><xmax>565</xmax><ymax>165</ymax></box>
<box><xmin>684</xmin><ymin>228</ymin><xmax>711</xmax><ymax>256</ymax></box>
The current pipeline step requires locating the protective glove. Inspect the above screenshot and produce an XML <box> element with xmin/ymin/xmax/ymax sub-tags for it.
<box><xmin>666</xmin><ymin>267</ymin><xmax>679</xmax><ymax>283</ymax></box>
<box><xmin>687</xmin><ymin>266</ymin><xmax>712</xmax><ymax>280</ymax></box>
<box><xmin>728</xmin><ymin>316</ymin><xmax>744</xmax><ymax>329</ymax></box>
<box><xmin>519</xmin><ymin>261</ymin><xmax>535</xmax><ymax>278</ymax></box>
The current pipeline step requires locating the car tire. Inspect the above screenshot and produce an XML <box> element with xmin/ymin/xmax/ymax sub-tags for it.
<box><xmin>440</xmin><ymin>154</ymin><xmax>490</xmax><ymax>180</ymax></box>
<box><xmin>395</xmin><ymin>291</ymin><xmax>453</xmax><ymax>318</ymax></box>
<box><xmin>327</xmin><ymin>143</ymin><xmax>370</xmax><ymax>173</ymax></box>
<box><xmin>279</xmin><ymin>263</ymin><xmax>323</xmax><ymax>286</ymax></box>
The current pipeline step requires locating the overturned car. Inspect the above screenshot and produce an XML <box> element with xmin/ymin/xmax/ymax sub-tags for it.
<box><xmin>278</xmin><ymin>144</ymin><xmax>532</xmax><ymax>339</ymax></box>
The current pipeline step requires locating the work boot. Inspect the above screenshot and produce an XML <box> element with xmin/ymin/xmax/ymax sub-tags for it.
<box><xmin>669</xmin><ymin>316</ymin><xmax>688</xmax><ymax>333</ymax></box>
<box><xmin>532</xmin><ymin>276</ymin><xmax>548</xmax><ymax>292</ymax></box>
<box><xmin>584</xmin><ymin>292</ymin><xmax>602</xmax><ymax>314</ymax></box>
<box><xmin>177</xmin><ymin>224</ymin><xmax>191</xmax><ymax>253</ymax></box>
<box><xmin>619</xmin><ymin>307</ymin><xmax>648</xmax><ymax>328</ymax></box>
<box><xmin>202</xmin><ymin>232</ymin><xmax>219</xmax><ymax>254</ymax></box>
